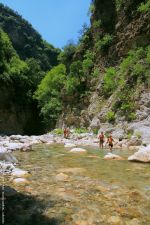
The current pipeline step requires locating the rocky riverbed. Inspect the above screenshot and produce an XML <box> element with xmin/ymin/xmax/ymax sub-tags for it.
<box><xmin>0</xmin><ymin>142</ymin><xmax>150</xmax><ymax>225</ymax></box>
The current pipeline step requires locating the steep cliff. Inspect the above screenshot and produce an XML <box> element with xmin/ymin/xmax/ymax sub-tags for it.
<box><xmin>0</xmin><ymin>4</ymin><xmax>59</xmax><ymax>134</ymax></box>
<box><xmin>56</xmin><ymin>0</ymin><xmax>150</xmax><ymax>144</ymax></box>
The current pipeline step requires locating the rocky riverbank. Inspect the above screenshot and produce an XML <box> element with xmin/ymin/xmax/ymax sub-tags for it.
<box><xmin>0</xmin><ymin>131</ymin><xmax>150</xmax><ymax>166</ymax></box>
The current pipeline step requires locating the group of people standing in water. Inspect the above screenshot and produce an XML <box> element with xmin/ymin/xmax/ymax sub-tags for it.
<box><xmin>63</xmin><ymin>128</ymin><xmax>115</xmax><ymax>152</ymax></box>
<box><xmin>98</xmin><ymin>131</ymin><xmax>114</xmax><ymax>152</ymax></box>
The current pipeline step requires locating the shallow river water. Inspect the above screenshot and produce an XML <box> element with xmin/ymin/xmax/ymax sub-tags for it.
<box><xmin>2</xmin><ymin>144</ymin><xmax>150</xmax><ymax>225</ymax></box>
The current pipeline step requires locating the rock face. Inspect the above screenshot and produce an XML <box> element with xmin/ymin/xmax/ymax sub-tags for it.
<box><xmin>128</xmin><ymin>145</ymin><xmax>150</xmax><ymax>163</ymax></box>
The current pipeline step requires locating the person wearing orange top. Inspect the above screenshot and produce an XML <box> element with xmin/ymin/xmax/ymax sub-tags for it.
<box><xmin>107</xmin><ymin>134</ymin><xmax>114</xmax><ymax>152</ymax></box>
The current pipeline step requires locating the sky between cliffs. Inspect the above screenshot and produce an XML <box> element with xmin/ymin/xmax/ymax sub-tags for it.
<box><xmin>0</xmin><ymin>0</ymin><xmax>91</xmax><ymax>48</ymax></box>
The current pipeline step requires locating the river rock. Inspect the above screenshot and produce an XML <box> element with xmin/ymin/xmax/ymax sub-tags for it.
<box><xmin>11</xmin><ymin>168</ymin><xmax>30</xmax><ymax>178</ymax></box>
<box><xmin>107</xmin><ymin>216</ymin><xmax>123</xmax><ymax>225</ymax></box>
<box><xmin>0</xmin><ymin>152</ymin><xmax>18</xmax><ymax>163</ymax></box>
<box><xmin>104</xmin><ymin>153</ymin><xmax>124</xmax><ymax>160</ymax></box>
<box><xmin>64</xmin><ymin>143</ymin><xmax>76</xmax><ymax>148</ymax></box>
<box><xmin>0</xmin><ymin>146</ymin><xmax>7</xmax><ymax>153</ymax></box>
<box><xmin>70</xmin><ymin>148</ymin><xmax>87</xmax><ymax>153</ymax></box>
<box><xmin>55</xmin><ymin>173</ymin><xmax>69</xmax><ymax>181</ymax></box>
<box><xmin>126</xmin><ymin>218</ymin><xmax>140</xmax><ymax>225</ymax></box>
<box><xmin>0</xmin><ymin>162</ymin><xmax>15</xmax><ymax>174</ymax></box>
<box><xmin>13</xmin><ymin>178</ymin><xmax>29</xmax><ymax>185</ymax></box>
<box><xmin>128</xmin><ymin>145</ymin><xmax>150</xmax><ymax>162</ymax></box>
<box><xmin>4</xmin><ymin>143</ymin><xmax>24</xmax><ymax>151</ymax></box>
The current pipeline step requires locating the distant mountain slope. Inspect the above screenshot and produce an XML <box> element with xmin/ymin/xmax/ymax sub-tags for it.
<box><xmin>0</xmin><ymin>3</ymin><xmax>60</xmax><ymax>71</ymax></box>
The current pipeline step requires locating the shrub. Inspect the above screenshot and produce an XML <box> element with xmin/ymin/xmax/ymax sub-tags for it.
<box><xmin>128</xmin><ymin>112</ymin><xmax>136</xmax><ymax>122</ymax></box>
<box><xmin>93</xmin><ymin>20</ymin><xmax>102</xmax><ymax>29</ymax></box>
<box><xmin>138</xmin><ymin>0</ymin><xmax>150</xmax><ymax>12</ymax></box>
<box><xmin>50</xmin><ymin>129</ymin><xmax>63</xmax><ymax>135</ymax></box>
<box><xmin>106</xmin><ymin>111</ymin><xmax>116</xmax><ymax>123</ymax></box>
<box><xmin>135</xmin><ymin>131</ymin><xmax>142</xmax><ymax>139</ymax></box>
<box><xmin>92</xmin><ymin>68</ymin><xmax>100</xmax><ymax>77</ymax></box>
<box><xmin>102</xmin><ymin>67</ymin><xmax>117</xmax><ymax>97</ymax></box>
<box><xmin>95</xmin><ymin>34</ymin><xmax>112</xmax><ymax>52</ymax></box>
<box><xmin>92</xmin><ymin>128</ymin><xmax>99</xmax><ymax>135</ymax></box>
<box><xmin>74</xmin><ymin>128</ymin><xmax>88</xmax><ymax>134</ymax></box>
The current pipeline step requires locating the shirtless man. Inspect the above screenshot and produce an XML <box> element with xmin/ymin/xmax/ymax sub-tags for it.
<box><xmin>107</xmin><ymin>134</ymin><xmax>114</xmax><ymax>152</ymax></box>
<box><xmin>98</xmin><ymin>131</ymin><xmax>105</xmax><ymax>149</ymax></box>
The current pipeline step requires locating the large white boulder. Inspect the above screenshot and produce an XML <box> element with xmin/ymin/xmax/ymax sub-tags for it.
<box><xmin>70</xmin><ymin>148</ymin><xmax>87</xmax><ymax>153</ymax></box>
<box><xmin>128</xmin><ymin>145</ymin><xmax>150</xmax><ymax>163</ymax></box>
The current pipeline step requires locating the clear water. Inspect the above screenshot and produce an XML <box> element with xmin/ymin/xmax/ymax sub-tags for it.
<box><xmin>1</xmin><ymin>144</ymin><xmax>150</xmax><ymax>225</ymax></box>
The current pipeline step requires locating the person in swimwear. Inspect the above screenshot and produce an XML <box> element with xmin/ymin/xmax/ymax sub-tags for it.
<box><xmin>107</xmin><ymin>134</ymin><xmax>114</xmax><ymax>152</ymax></box>
<box><xmin>98</xmin><ymin>131</ymin><xmax>105</xmax><ymax>149</ymax></box>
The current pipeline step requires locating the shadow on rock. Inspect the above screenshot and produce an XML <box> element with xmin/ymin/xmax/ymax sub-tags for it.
<box><xmin>0</xmin><ymin>186</ymin><xmax>63</xmax><ymax>225</ymax></box>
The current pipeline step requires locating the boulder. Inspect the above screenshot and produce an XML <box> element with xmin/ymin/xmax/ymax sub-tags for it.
<box><xmin>70</xmin><ymin>148</ymin><xmax>87</xmax><ymax>153</ymax></box>
<box><xmin>55</xmin><ymin>173</ymin><xmax>69</xmax><ymax>181</ymax></box>
<box><xmin>107</xmin><ymin>216</ymin><xmax>123</xmax><ymax>225</ymax></box>
<box><xmin>13</xmin><ymin>178</ymin><xmax>29</xmax><ymax>185</ymax></box>
<box><xmin>128</xmin><ymin>145</ymin><xmax>150</xmax><ymax>163</ymax></box>
<box><xmin>104</xmin><ymin>153</ymin><xmax>124</xmax><ymax>160</ymax></box>
<box><xmin>64</xmin><ymin>143</ymin><xmax>76</xmax><ymax>148</ymax></box>
<box><xmin>4</xmin><ymin>143</ymin><xmax>24</xmax><ymax>151</ymax></box>
<box><xmin>0</xmin><ymin>146</ymin><xmax>7</xmax><ymax>153</ymax></box>
<box><xmin>11</xmin><ymin>168</ymin><xmax>30</xmax><ymax>178</ymax></box>
<box><xmin>0</xmin><ymin>152</ymin><xmax>18</xmax><ymax>164</ymax></box>
<box><xmin>0</xmin><ymin>162</ymin><xmax>15</xmax><ymax>174</ymax></box>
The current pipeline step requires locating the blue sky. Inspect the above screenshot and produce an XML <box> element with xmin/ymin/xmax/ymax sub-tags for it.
<box><xmin>0</xmin><ymin>0</ymin><xmax>91</xmax><ymax>48</ymax></box>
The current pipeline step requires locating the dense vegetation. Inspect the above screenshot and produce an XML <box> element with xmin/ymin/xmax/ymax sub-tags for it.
<box><xmin>0</xmin><ymin>3</ymin><xmax>60</xmax><ymax>71</ymax></box>
<box><xmin>0</xmin><ymin>0</ymin><xmax>149</xmax><ymax>132</ymax></box>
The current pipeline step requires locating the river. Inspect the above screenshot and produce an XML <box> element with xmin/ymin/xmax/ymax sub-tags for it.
<box><xmin>1</xmin><ymin>144</ymin><xmax>150</xmax><ymax>225</ymax></box>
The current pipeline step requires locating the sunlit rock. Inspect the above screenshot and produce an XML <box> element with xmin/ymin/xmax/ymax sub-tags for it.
<box><xmin>64</xmin><ymin>143</ymin><xmax>76</xmax><ymax>148</ymax></box>
<box><xmin>104</xmin><ymin>153</ymin><xmax>124</xmax><ymax>160</ymax></box>
<box><xmin>13</xmin><ymin>178</ymin><xmax>29</xmax><ymax>185</ymax></box>
<box><xmin>70</xmin><ymin>148</ymin><xmax>87</xmax><ymax>153</ymax></box>
<box><xmin>107</xmin><ymin>216</ymin><xmax>123</xmax><ymax>225</ymax></box>
<box><xmin>55</xmin><ymin>173</ymin><xmax>69</xmax><ymax>181</ymax></box>
<box><xmin>128</xmin><ymin>145</ymin><xmax>150</xmax><ymax>162</ymax></box>
<box><xmin>11</xmin><ymin>168</ymin><xmax>30</xmax><ymax>178</ymax></box>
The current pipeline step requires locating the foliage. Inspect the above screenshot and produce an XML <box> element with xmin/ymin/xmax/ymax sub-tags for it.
<box><xmin>102</xmin><ymin>67</ymin><xmax>117</xmax><ymax>97</ymax></box>
<box><xmin>135</xmin><ymin>131</ymin><xmax>142</xmax><ymax>139</ymax></box>
<box><xmin>116</xmin><ymin>0</ymin><xmax>123</xmax><ymax>11</ymax></box>
<box><xmin>34</xmin><ymin>64</ymin><xmax>67</xmax><ymax>125</ymax></box>
<box><xmin>58</xmin><ymin>43</ymin><xmax>76</xmax><ymax>68</ymax></box>
<box><xmin>74</xmin><ymin>128</ymin><xmax>88</xmax><ymax>134</ymax></box>
<box><xmin>92</xmin><ymin>128</ymin><xmax>99</xmax><ymax>135</ymax></box>
<box><xmin>106</xmin><ymin>111</ymin><xmax>116</xmax><ymax>123</ymax></box>
<box><xmin>82</xmin><ymin>50</ymin><xmax>95</xmax><ymax>75</ymax></box>
<box><xmin>92</xmin><ymin>68</ymin><xmax>100</xmax><ymax>77</ymax></box>
<box><xmin>0</xmin><ymin>3</ymin><xmax>59</xmax><ymax>71</ymax></box>
<box><xmin>88</xmin><ymin>3</ymin><xmax>95</xmax><ymax>16</ymax></box>
<box><xmin>138</xmin><ymin>0</ymin><xmax>150</xmax><ymax>12</ymax></box>
<box><xmin>95</xmin><ymin>35</ymin><xmax>112</xmax><ymax>52</ymax></box>
<box><xmin>93</xmin><ymin>20</ymin><xmax>102</xmax><ymax>29</ymax></box>
<box><xmin>50</xmin><ymin>129</ymin><xmax>63</xmax><ymax>135</ymax></box>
